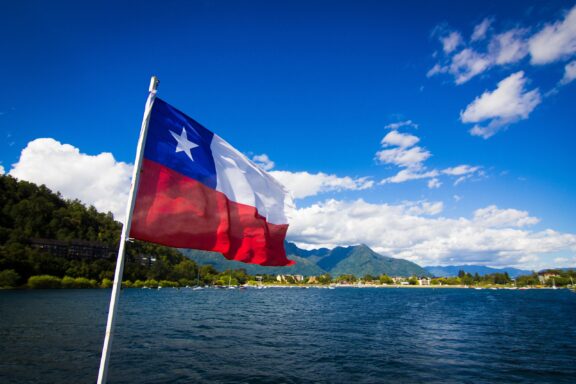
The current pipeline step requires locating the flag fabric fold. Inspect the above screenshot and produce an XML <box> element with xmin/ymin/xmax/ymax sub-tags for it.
<box><xmin>130</xmin><ymin>98</ymin><xmax>294</xmax><ymax>266</ymax></box>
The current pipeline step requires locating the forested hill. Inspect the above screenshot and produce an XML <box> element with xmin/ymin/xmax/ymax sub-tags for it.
<box><xmin>183</xmin><ymin>242</ymin><xmax>431</xmax><ymax>277</ymax></box>
<box><xmin>0</xmin><ymin>174</ymin><xmax>192</xmax><ymax>286</ymax></box>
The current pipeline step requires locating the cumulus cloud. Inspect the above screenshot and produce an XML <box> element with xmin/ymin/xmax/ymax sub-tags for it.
<box><xmin>9</xmin><ymin>138</ymin><xmax>133</xmax><ymax>222</ymax></box>
<box><xmin>377</xmin><ymin>122</ymin><xmax>482</xmax><ymax>186</ymax></box>
<box><xmin>288</xmin><ymin>199</ymin><xmax>576</xmax><ymax>269</ymax></box>
<box><xmin>560</xmin><ymin>60</ymin><xmax>576</xmax><ymax>85</ymax></box>
<box><xmin>529</xmin><ymin>5</ymin><xmax>576</xmax><ymax>65</ymax></box>
<box><xmin>0</xmin><ymin>164</ymin><xmax>4</xmax><ymax>175</ymax></box>
<box><xmin>376</xmin><ymin>125</ymin><xmax>431</xmax><ymax>170</ymax></box>
<box><xmin>252</xmin><ymin>153</ymin><xmax>275</xmax><ymax>171</ymax></box>
<box><xmin>473</xmin><ymin>205</ymin><xmax>540</xmax><ymax>228</ymax></box>
<box><xmin>376</xmin><ymin>146</ymin><xmax>431</xmax><ymax>169</ymax></box>
<box><xmin>270</xmin><ymin>170</ymin><xmax>373</xmax><ymax>199</ymax></box>
<box><xmin>381</xmin><ymin>130</ymin><xmax>420</xmax><ymax>148</ymax></box>
<box><xmin>461</xmin><ymin>71</ymin><xmax>541</xmax><ymax>138</ymax></box>
<box><xmin>471</xmin><ymin>18</ymin><xmax>492</xmax><ymax>42</ymax></box>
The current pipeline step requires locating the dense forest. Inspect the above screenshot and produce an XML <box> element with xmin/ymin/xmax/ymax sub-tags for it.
<box><xmin>0</xmin><ymin>174</ymin><xmax>207</xmax><ymax>287</ymax></box>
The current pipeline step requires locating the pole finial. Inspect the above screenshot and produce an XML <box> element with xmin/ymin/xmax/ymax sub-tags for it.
<box><xmin>149</xmin><ymin>76</ymin><xmax>159</xmax><ymax>93</ymax></box>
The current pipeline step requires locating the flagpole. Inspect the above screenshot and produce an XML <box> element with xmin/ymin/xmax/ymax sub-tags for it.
<box><xmin>97</xmin><ymin>76</ymin><xmax>159</xmax><ymax>384</ymax></box>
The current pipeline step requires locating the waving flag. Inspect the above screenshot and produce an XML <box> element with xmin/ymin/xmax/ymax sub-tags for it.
<box><xmin>130</xmin><ymin>98</ymin><xmax>294</xmax><ymax>266</ymax></box>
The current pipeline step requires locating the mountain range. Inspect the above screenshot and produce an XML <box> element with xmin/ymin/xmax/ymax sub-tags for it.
<box><xmin>181</xmin><ymin>242</ymin><xmax>431</xmax><ymax>277</ymax></box>
<box><xmin>424</xmin><ymin>265</ymin><xmax>533</xmax><ymax>278</ymax></box>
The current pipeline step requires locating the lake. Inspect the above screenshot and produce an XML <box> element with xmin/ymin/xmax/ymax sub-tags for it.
<box><xmin>1</xmin><ymin>287</ymin><xmax>575</xmax><ymax>383</ymax></box>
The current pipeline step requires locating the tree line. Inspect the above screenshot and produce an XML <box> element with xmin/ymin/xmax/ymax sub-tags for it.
<box><xmin>0</xmin><ymin>174</ymin><xmax>202</xmax><ymax>288</ymax></box>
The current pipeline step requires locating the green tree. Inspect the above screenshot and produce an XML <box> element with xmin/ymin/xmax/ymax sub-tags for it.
<box><xmin>173</xmin><ymin>259</ymin><xmax>198</xmax><ymax>281</ymax></box>
<box><xmin>363</xmin><ymin>274</ymin><xmax>374</xmax><ymax>282</ymax></box>
<box><xmin>28</xmin><ymin>275</ymin><xmax>62</xmax><ymax>289</ymax></box>
<box><xmin>379</xmin><ymin>274</ymin><xmax>394</xmax><ymax>284</ymax></box>
<box><xmin>317</xmin><ymin>273</ymin><xmax>332</xmax><ymax>284</ymax></box>
<box><xmin>336</xmin><ymin>274</ymin><xmax>356</xmax><ymax>284</ymax></box>
<box><xmin>0</xmin><ymin>269</ymin><xmax>20</xmax><ymax>287</ymax></box>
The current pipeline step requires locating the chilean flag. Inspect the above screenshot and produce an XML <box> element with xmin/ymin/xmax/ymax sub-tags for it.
<box><xmin>130</xmin><ymin>98</ymin><xmax>295</xmax><ymax>266</ymax></box>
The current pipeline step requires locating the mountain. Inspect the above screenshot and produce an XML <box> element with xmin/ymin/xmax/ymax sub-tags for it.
<box><xmin>545</xmin><ymin>267</ymin><xmax>576</xmax><ymax>272</ymax></box>
<box><xmin>181</xmin><ymin>242</ymin><xmax>431</xmax><ymax>277</ymax></box>
<box><xmin>181</xmin><ymin>248</ymin><xmax>326</xmax><ymax>276</ymax></box>
<box><xmin>424</xmin><ymin>265</ymin><xmax>533</xmax><ymax>278</ymax></box>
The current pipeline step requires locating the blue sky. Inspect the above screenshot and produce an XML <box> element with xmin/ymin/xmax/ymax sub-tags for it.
<box><xmin>1</xmin><ymin>0</ymin><xmax>575</xmax><ymax>269</ymax></box>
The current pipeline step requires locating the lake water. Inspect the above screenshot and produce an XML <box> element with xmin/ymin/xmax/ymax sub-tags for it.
<box><xmin>1</xmin><ymin>287</ymin><xmax>575</xmax><ymax>383</ymax></box>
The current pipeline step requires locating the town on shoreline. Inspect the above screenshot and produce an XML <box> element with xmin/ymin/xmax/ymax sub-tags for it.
<box><xmin>2</xmin><ymin>269</ymin><xmax>574</xmax><ymax>290</ymax></box>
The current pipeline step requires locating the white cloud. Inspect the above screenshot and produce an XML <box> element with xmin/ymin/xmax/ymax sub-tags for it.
<box><xmin>449</xmin><ymin>48</ymin><xmax>492</xmax><ymax>84</ymax></box>
<box><xmin>377</xmin><ymin>123</ymin><xmax>482</xmax><ymax>186</ymax></box>
<box><xmin>442</xmin><ymin>31</ymin><xmax>463</xmax><ymax>53</ymax></box>
<box><xmin>461</xmin><ymin>71</ymin><xmax>541</xmax><ymax>138</ymax></box>
<box><xmin>427</xmin><ymin>178</ymin><xmax>441</xmax><ymax>189</ymax></box>
<box><xmin>376</xmin><ymin>146</ymin><xmax>431</xmax><ymax>169</ymax></box>
<box><xmin>376</xmin><ymin>126</ymin><xmax>430</xmax><ymax>170</ymax></box>
<box><xmin>8</xmin><ymin>139</ymin><xmax>375</xmax><ymax>221</ymax></box>
<box><xmin>473</xmin><ymin>205</ymin><xmax>540</xmax><ymax>228</ymax></box>
<box><xmin>489</xmin><ymin>29</ymin><xmax>529</xmax><ymax>65</ymax></box>
<box><xmin>270</xmin><ymin>170</ymin><xmax>373</xmax><ymax>199</ymax></box>
<box><xmin>529</xmin><ymin>5</ymin><xmax>576</xmax><ymax>65</ymax></box>
<box><xmin>442</xmin><ymin>165</ymin><xmax>481</xmax><ymax>176</ymax></box>
<box><xmin>471</xmin><ymin>18</ymin><xmax>492</xmax><ymax>42</ymax></box>
<box><xmin>381</xmin><ymin>130</ymin><xmax>420</xmax><ymax>148</ymax></box>
<box><xmin>560</xmin><ymin>60</ymin><xmax>576</xmax><ymax>85</ymax></box>
<box><xmin>447</xmin><ymin>165</ymin><xmax>486</xmax><ymax>186</ymax></box>
<box><xmin>288</xmin><ymin>199</ymin><xmax>576</xmax><ymax>269</ymax></box>
<box><xmin>384</xmin><ymin>120</ymin><xmax>419</xmax><ymax>130</ymax></box>
<box><xmin>429</xmin><ymin>5</ymin><xmax>576</xmax><ymax>85</ymax></box>
<box><xmin>252</xmin><ymin>153</ymin><xmax>275</xmax><ymax>171</ymax></box>
<box><xmin>9</xmin><ymin>138</ymin><xmax>133</xmax><ymax>222</ymax></box>
<box><xmin>0</xmin><ymin>164</ymin><xmax>4</xmax><ymax>175</ymax></box>
<box><xmin>381</xmin><ymin>169</ymin><xmax>439</xmax><ymax>184</ymax></box>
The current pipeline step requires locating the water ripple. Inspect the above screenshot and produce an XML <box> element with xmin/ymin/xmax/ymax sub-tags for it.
<box><xmin>1</xmin><ymin>288</ymin><xmax>575</xmax><ymax>383</ymax></box>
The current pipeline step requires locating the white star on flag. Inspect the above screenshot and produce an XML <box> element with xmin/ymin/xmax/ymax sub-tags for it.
<box><xmin>170</xmin><ymin>127</ymin><xmax>198</xmax><ymax>161</ymax></box>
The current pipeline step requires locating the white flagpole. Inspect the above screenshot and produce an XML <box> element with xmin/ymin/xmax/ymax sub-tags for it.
<box><xmin>97</xmin><ymin>76</ymin><xmax>159</xmax><ymax>384</ymax></box>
